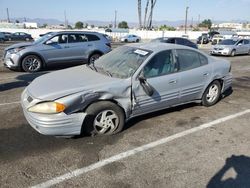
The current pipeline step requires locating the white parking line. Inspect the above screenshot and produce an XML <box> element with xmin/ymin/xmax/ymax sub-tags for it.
<box><xmin>0</xmin><ymin>101</ymin><xmax>20</xmax><ymax>106</ymax></box>
<box><xmin>31</xmin><ymin>109</ymin><xmax>250</xmax><ymax>188</ymax></box>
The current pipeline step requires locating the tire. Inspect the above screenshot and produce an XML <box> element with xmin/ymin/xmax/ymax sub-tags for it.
<box><xmin>83</xmin><ymin>101</ymin><xmax>125</xmax><ymax>136</ymax></box>
<box><xmin>230</xmin><ymin>50</ymin><xmax>236</xmax><ymax>57</ymax></box>
<box><xmin>21</xmin><ymin>55</ymin><xmax>42</xmax><ymax>72</ymax></box>
<box><xmin>248</xmin><ymin>49</ymin><xmax>250</xmax><ymax>55</ymax></box>
<box><xmin>202</xmin><ymin>80</ymin><xmax>221</xmax><ymax>107</ymax></box>
<box><xmin>88</xmin><ymin>53</ymin><xmax>101</xmax><ymax>64</ymax></box>
<box><xmin>124</xmin><ymin>39</ymin><xmax>128</xmax><ymax>43</ymax></box>
<box><xmin>136</xmin><ymin>39</ymin><xmax>139</xmax><ymax>42</ymax></box>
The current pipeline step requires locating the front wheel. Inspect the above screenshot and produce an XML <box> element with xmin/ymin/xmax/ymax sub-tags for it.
<box><xmin>202</xmin><ymin>80</ymin><xmax>221</xmax><ymax>107</ymax></box>
<box><xmin>21</xmin><ymin>55</ymin><xmax>42</xmax><ymax>72</ymax></box>
<box><xmin>230</xmin><ymin>50</ymin><xmax>236</xmax><ymax>57</ymax></box>
<box><xmin>83</xmin><ymin>101</ymin><xmax>125</xmax><ymax>136</ymax></box>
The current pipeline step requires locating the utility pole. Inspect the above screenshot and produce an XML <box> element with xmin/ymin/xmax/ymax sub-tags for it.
<box><xmin>64</xmin><ymin>10</ymin><xmax>68</xmax><ymax>29</ymax></box>
<box><xmin>114</xmin><ymin>10</ymin><xmax>117</xmax><ymax>28</ymax></box>
<box><xmin>184</xmin><ymin>6</ymin><xmax>189</xmax><ymax>34</ymax></box>
<box><xmin>6</xmin><ymin>8</ymin><xmax>10</xmax><ymax>23</ymax></box>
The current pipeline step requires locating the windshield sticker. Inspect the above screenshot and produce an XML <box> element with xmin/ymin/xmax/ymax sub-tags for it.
<box><xmin>134</xmin><ymin>49</ymin><xmax>149</xmax><ymax>56</ymax></box>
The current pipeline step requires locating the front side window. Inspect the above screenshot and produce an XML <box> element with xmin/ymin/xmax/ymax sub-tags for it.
<box><xmin>49</xmin><ymin>34</ymin><xmax>68</xmax><ymax>44</ymax></box>
<box><xmin>176</xmin><ymin>49</ymin><xmax>202</xmax><ymax>71</ymax></box>
<box><xmin>143</xmin><ymin>50</ymin><xmax>177</xmax><ymax>78</ymax></box>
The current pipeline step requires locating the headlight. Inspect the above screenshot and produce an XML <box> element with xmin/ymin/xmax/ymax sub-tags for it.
<box><xmin>8</xmin><ymin>47</ymin><xmax>25</xmax><ymax>54</ymax></box>
<box><xmin>28</xmin><ymin>102</ymin><xmax>66</xmax><ymax>114</ymax></box>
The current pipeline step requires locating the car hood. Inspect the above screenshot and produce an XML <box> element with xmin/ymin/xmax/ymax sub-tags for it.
<box><xmin>5</xmin><ymin>42</ymin><xmax>34</xmax><ymax>51</ymax></box>
<box><xmin>27</xmin><ymin>65</ymin><xmax>126</xmax><ymax>101</ymax></box>
<box><xmin>214</xmin><ymin>45</ymin><xmax>233</xmax><ymax>49</ymax></box>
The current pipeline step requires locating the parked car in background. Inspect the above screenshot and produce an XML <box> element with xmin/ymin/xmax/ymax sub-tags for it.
<box><xmin>3</xmin><ymin>32</ymin><xmax>12</xmax><ymax>41</ymax></box>
<box><xmin>210</xmin><ymin>39</ymin><xmax>250</xmax><ymax>56</ymax></box>
<box><xmin>8</xmin><ymin>32</ymin><xmax>33</xmax><ymax>41</ymax></box>
<box><xmin>120</xmin><ymin>34</ymin><xmax>141</xmax><ymax>42</ymax></box>
<box><xmin>211</xmin><ymin>35</ymin><xmax>224</xmax><ymax>45</ymax></box>
<box><xmin>21</xmin><ymin>43</ymin><xmax>232</xmax><ymax>136</ymax></box>
<box><xmin>197</xmin><ymin>36</ymin><xmax>209</xmax><ymax>44</ymax></box>
<box><xmin>3</xmin><ymin>31</ymin><xmax>111</xmax><ymax>72</ymax></box>
<box><xmin>151</xmin><ymin>37</ymin><xmax>198</xmax><ymax>49</ymax></box>
<box><xmin>0</xmin><ymin>32</ymin><xmax>5</xmax><ymax>42</ymax></box>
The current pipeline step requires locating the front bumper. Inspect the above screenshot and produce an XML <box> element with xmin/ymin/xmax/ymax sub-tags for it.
<box><xmin>3</xmin><ymin>51</ymin><xmax>20</xmax><ymax>69</ymax></box>
<box><xmin>21</xmin><ymin>90</ymin><xmax>87</xmax><ymax>136</ymax></box>
<box><xmin>210</xmin><ymin>49</ymin><xmax>231</xmax><ymax>56</ymax></box>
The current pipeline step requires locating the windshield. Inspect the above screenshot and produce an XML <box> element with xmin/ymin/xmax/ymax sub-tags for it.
<box><xmin>33</xmin><ymin>34</ymin><xmax>52</xmax><ymax>44</ymax></box>
<box><xmin>219</xmin><ymin>39</ymin><xmax>237</xmax><ymax>45</ymax></box>
<box><xmin>93</xmin><ymin>46</ymin><xmax>152</xmax><ymax>79</ymax></box>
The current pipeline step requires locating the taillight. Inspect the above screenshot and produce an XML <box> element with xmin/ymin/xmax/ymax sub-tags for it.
<box><xmin>106</xmin><ymin>43</ymin><xmax>111</xmax><ymax>48</ymax></box>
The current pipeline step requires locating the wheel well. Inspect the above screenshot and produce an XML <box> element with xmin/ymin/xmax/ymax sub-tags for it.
<box><xmin>88</xmin><ymin>51</ymin><xmax>103</xmax><ymax>58</ymax></box>
<box><xmin>84</xmin><ymin>99</ymin><xmax>126</xmax><ymax>119</ymax></box>
<box><xmin>19</xmin><ymin>53</ymin><xmax>45</xmax><ymax>70</ymax></box>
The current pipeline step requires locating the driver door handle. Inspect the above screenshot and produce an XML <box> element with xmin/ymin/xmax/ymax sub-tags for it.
<box><xmin>169</xmin><ymin>80</ymin><xmax>177</xmax><ymax>84</ymax></box>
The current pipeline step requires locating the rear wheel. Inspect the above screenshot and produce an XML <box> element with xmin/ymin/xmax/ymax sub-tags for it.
<box><xmin>136</xmin><ymin>39</ymin><xmax>139</xmax><ymax>42</ymax></box>
<box><xmin>124</xmin><ymin>39</ymin><xmax>128</xmax><ymax>43</ymax></box>
<box><xmin>21</xmin><ymin>55</ymin><xmax>42</xmax><ymax>72</ymax></box>
<box><xmin>83</xmin><ymin>101</ymin><xmax>125</xmax><ymax>136</ymax></box>
<box><xmin>88</xmin><ymin>53</ymin><xmax>101</xmax><ymax>64</ymax></box>
<box><xmin>202</xmin><ymin>80</ymin><xmax>221</xmax><ymax>107</ymax></box>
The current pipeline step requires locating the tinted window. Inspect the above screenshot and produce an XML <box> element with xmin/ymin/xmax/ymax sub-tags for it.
<box><xmin>143</xmin><ymin>50</ymin><xmax>177</xmax><ymax>78</ymax></box>
<box><xmin>85</xmin><ymin>34</ymin><xmax>100</xmax><ymax>41</ymax></box>
<box><xmin>166</xmin><ymin>38</ymin><xmax>175</xmax><ymax>43</ymax></box>
<box><xmin>68</xmin><ymin>34</ymin><xmax>77</xmax><ymax>43</ymax></box>
<box><xmin>175</xmin><ymin>38</ymin><xmax>185</xmax><ymax>45</ymax></box>
<box><xmin>176</xmin><ymin>49</ymin><xmax>201</xmax><ymax>71</ymax></box>
<box><xmin>244</xmin><ymin>40</ymin><xmax>249</xmax><ymax>44</ymax></box>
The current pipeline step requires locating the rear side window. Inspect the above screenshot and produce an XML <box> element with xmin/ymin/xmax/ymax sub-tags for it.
<box><xmin>244</xmin><ymin>40</ymin><xmax>249</xmax><ymax>44</ymax></box>
<box><xmin>176</xmin><ymin>49</ymin><xmax>204</xmax><ymax>71</ymax></box>
<box><xmin>85</xmin><ymin>34</ymin><xmax>100</xmax><ymax>41</ymax></box>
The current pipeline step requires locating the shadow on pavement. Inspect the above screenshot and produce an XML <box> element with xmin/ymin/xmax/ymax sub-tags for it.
<box><xmin>0</xmin><ymin>72</ymin><xmax>47</xmax><ymax>92</ymax></box>
<box><xmin>207</xmin><ymin>155</ymin><xmax>250</xmax><ymax>188</ymax></box>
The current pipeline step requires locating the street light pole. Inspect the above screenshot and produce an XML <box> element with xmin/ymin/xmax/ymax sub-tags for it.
<box><xmin>184</xmin><ymin>6</ymin><xmax>189</xmax><ymax>34</ymax></box>
<box><xmin>114</xmin><ymin>10</ymin><xmax>117</xmax><ymax>28</ymax></box>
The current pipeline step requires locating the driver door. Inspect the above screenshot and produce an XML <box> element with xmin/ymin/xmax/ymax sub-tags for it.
<box><xmin>132</xmin><ymin>50</ymin><xmax>181</xmax><ymax>116</ymax></box>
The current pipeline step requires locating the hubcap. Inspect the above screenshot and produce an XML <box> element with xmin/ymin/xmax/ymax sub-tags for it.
<box><xmin>24</xmin><ymin>57</ymin><xmax>41</xmax><ymax>71</ymax></box>
<box><xmin>206</xmin><ymin>84</ymin><xmax>219</xmax><ymax>103</ymax></box>
<box><xmin>94</xmin><ymin>110</ymin><xmax>119</xmax><ymax>134</ymax></box>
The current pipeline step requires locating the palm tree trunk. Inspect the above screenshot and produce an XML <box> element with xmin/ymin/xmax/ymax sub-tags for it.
<box><xmin>143</xmin><ymin>0</ymin><xmax>149</xmax><ymax>29</ymax></box>
<box><xmin>138</xmin><ymin>0</ymin><xmax>142</xmax><ymax>29</ymax></box>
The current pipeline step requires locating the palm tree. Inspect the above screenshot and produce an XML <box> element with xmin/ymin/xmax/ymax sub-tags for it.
<box><xmin>138</xmin><ymin>0</ymin><xmax>142</xmax><ymax>29</ymax></box>
<box><xmin>143</xmin><ymin>0</ymin><xmax>150</xmax><ymax>29</ymax></box>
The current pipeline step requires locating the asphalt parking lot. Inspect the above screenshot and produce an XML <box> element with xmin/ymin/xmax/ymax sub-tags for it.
<box><xmin>0</xmin><ymin>41</ymin><xmax>250</xmax><ymax>188</ymax></box>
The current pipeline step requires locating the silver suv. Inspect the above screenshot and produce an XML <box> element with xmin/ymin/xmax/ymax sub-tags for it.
<box><xmin>3</xmin><ymin>31</ymin><xmax>111</xmax><ymax>72</ymax></box>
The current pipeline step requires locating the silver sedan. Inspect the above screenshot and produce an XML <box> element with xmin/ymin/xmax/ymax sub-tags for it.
<box><xmin>210</xmin><ymin>39</ymin><xmax>250</xmax><ymax>56</ymax></box>
<box><xmin>21</xmin><ymin>43</ymin><xmax>232</xmax><ymax>136</ymax></box>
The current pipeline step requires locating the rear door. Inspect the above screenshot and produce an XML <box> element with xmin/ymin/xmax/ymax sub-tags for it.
<box><xmin>132</xmin><ymin>50</ymin><xmax>181</xmax><ymax>116</ymax></box>
<box><xmin>175</xmin><ymin>49</ymin><xmax>212</xmax><ymax>103</ymax></box>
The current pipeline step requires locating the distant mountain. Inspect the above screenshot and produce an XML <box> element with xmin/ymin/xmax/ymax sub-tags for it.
<box><xmin>11</xmin><ymin>17</ymin><xmax>67</xmax><ymax>25</ymax></box>
<box><xmin>9</xmin><ymin>18</ymin><xmax>250</xmax><ymax>28</ymax></box>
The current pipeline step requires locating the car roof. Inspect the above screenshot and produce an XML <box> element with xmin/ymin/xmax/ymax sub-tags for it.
<box><xmin>125</xmin><ymin>42</ymin><xmax>196</xmax><ymax>53</ymax></box>
<box><xmin>52</xmin><ymin>31</ymin><xmax>100</xmax><ymax>35</ymax></box>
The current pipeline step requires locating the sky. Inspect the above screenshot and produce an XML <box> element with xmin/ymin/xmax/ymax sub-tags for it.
<box><xmin>0</xmin><ymin>0</ymin><xmax>250</xmax><ymax>23</ymax></box>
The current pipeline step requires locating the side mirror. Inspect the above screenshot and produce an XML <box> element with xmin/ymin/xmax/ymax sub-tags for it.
<box><xmin>138</xmin><ymin>75</ymin><xmax>154</xmax><ymax>96</ymax></box>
